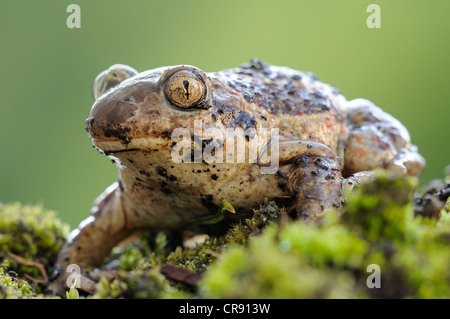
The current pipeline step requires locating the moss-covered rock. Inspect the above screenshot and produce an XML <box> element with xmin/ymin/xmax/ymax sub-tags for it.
<box><xmin>199</xmin><ymin>170</ymin><xmax>450</xmax><ymax>299</ymax></box>
<box><xmin>0</xmin><ymin>203</ymin><xmax>69</xmax><ymax>297</ymax></box>
<box><xmin>92</xmin><ymin>268</ymin><xmax>187</xmax><ymax>299</ymax></box>
<box><xmin>199</xmin><ymin>221</ymin><xmax>368</xmax><ymax>298</ymax></box>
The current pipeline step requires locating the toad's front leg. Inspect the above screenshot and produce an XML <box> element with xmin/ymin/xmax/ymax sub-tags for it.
<box><xmin>53</xmin><ymin>183</ymin><xmax>137</xmax><ymax>295</ymax></box>
<box><xmin>270</xmin><ymin>141</ymin><xmax>343</xmax><ymax>222</ymax></box>
<box><xmin>285</xmin><ymin>155</ymin><xmax>343</xmax><ymax>222</ymax></box>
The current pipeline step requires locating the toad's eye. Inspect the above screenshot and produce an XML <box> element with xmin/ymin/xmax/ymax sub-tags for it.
<box><xmin>93</xmin><ymin>64</ymin><xmax>138</xmax><ymax>100</ymax></box>
<box><xmin>164</xmin><ymin>70</ymin><xmax>206</xmax><ymax>109</ymax></box>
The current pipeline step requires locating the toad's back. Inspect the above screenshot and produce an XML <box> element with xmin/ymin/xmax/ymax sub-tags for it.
<box><xmin>211</xmin><ymin>59</ymin><xmax>348</xmax><ymax>153</ymax></box>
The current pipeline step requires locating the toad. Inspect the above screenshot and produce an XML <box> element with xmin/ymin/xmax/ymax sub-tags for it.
<box><xmin>55</xmin><ymin>59</ymin><xmax>425</xmax><ymax>293</ymax></box>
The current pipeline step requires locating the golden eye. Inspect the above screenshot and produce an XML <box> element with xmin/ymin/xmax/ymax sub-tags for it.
<box><xmin>164</xmin><ymin>70</ymin><xmax>206</xmax><ymax>109</ymax></box>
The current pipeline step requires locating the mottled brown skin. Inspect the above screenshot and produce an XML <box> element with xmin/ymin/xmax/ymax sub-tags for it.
<box><xmin>54</xmin><ymin>59</ymin><xmax>425</xmax><ymax>294</ymax></box>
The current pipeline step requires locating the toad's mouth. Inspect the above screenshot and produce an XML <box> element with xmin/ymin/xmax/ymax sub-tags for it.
<box><xmin>103</xmin><ymin>148</ymin><xmax>141</xmax><ymax>155</ymax></box>
<box><xmin>92</xmin><ymin>136</ymin><xmax>167</xmax><ymax>156</ymax></box>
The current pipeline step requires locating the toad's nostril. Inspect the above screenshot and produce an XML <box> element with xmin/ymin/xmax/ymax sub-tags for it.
<box><xmin>85</xmin><ymin>117</ymin><xmax>95</xmax><ymax>132</ymax></box>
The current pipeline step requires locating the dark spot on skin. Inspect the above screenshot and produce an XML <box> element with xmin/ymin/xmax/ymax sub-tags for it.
<box><xmin>231</xmin><ymin>111</ymin><xmax>257</xmax><ymax>131</ymax></box>
<box><xmin>205</xmin><ymin>194</ymin><xmax>213</xmax><ymax>201</ymax></box>
<box><xmin>294</xmin><ymin>155</ymin><xmax>310</xmax><ymax>165</ymax></box>
<box><xmin>76</xmin><ymin>246</ymin><xmax>81</xmax><ymax>251</ymax></box>
<box><xmin>211</xmin><ymin>174</ymin><xmax>219</xmax><ymax>180</ymax></box>
<box><xmin>307</xmin><ymin>144</ymin><xmax>313</xmax><ymax>149</ymax></box>
<box><xmin>93</xmin><ymin>145</ymin><xmax>105</xmax><ymax>155</ymax></box>
<box><xmin>319</xmin><ymin>103</ymin><xmax>330</xmax><ymax>111</ymax></box>
<box><xmin>291</xmin><ymin>187</ymin><xmax>301</xmax><ymax>199</ymax></box>
<box><xmin>201</xmin><ymin>197</ymin><xmax>219</xmax><ymax>213</ymax></box>
<box><xmin>278</xmin><ymin>181</ymin><xmax>287</xmax><ymax>189</ymax></box>
<box><xmin>156</xmin><ymin>166</ymin><xmax>167</xmax><ymax>177</ymax></box>
<box><xmin>135</xmin><ymin>177</ymin><xmax>144</xmax><ymax>182</ymax></box>
<box><xmin>128</xmin><ymin>159</ymin><xmax>134</xmax><ymax>164</ymax></box>
<box><xmin>104</xmin><ymin>126</ymin><xmax>131</xmax><ymax>145</ymax></box>
<box><xmin>123</xmin><ymin>96</ymin><xmax>135</xmax><ymax>104</ymax></box>
<box><xmin>161</xmin><ymin>131</ymin><xmax>170</xmax><ymax>139</ymax></box>
<box><xmin>311</xmin><ymin>170</ymin><xmax>321</xmax><ymax>177</ymax></box>
<box><xmin>197</xmin><ymin>170</ymin><xmax>202</xmax><ymax>173</ymax></box>
<box><xmin>160</xmin><ymin>181</ymin><xmax>172</xmax><ymax>194</ymax></box>
<box><xmin>312</xmin><ymin>91</ymin><xmax>326</xmax><ymax>99</ymax></box>
<box><xmin>244</xmin><ymin>95</ymin><xmax>253</xmax><ymax>103</ymax></box>
<box><xmin>161</xmin><ymin>188</ymin><xmax>172</xmax><ymax>194</ymax></box>
<box><xmin>169</xmin><ymin>175</ymin><xmax>177</xmax><ymax>181</ymax></box>
<box><xmin>314</xmin><ymin>158</ymin><xmax>329</xmax><ymax>170</ymax></box>
<box><xmin>118</xmin><ymin>179</ymin><xmax>124</xmax><ymax>192</ymax></box>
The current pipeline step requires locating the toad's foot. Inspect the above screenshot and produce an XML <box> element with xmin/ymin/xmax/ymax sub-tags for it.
<box><xmin>48</xmin><ymin>266</ymin><xmax>117</xmax><ymax>297</ymax></box>
<box><xmin>52</xmin><ymin>184</ymin><xmax>136</xmax><ymax>296</ymax></box>
<box><xmin>285</xmin><ymin>154</ymin><xmax>343</xmax><ymax>222</ymax></box>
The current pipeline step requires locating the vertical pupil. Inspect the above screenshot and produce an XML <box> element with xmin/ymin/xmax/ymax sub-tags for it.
<box><xmin>183</xmin><ymin>80</ymin><xmax>190</xmax><ymax>100</ymax></box>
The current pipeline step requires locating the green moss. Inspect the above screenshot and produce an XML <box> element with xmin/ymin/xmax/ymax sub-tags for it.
<box><xmin>93</xmin><ymin>268</ymin><xmax>187</xmax><ymax>299</ymax></box>
<box><xmin>199</xmin><ymin>225</ymin><xmax>367</xmax><ymax>298</ymax></box>
<box><xmin>278</xmin><ymin>212</ymin><xmax>368</xmax><ymax>269</ymax></box>
<box><xmin>444</xmin><ymin>197</ymin><xmax>450</xmax><ymax>214</ymax></box>
<box><xmin>225</xmin><ymin>199</ymin><xmax>287</xmax><ymax>245</ymax></box>
<box><xmin>199</xmin><ymin>169</ymin><xmax>450</xmax><ymax>299</ymax></box>
<box><xmin>165</xmin><ymin>237</ymin><xmax>224</xmax><ymax>272</ymax></box>
<box><xmin>342</xmin><ymin>169</ymin><xmax>418</xmax><ymax>242</ymax></box>
<box><xmin>199</xmin><ymin>219</ymin><xmax>369</xmax><ymax>298</ymax></box>
<box><xmin>0</xmin><ymin>267</ymin><xmax>34</xmax><ymax>299</ymax></box>
<box><xmin>0</xmin><ymin>202</ymin><xmax>69</xmax><ymax>293</ymax></box>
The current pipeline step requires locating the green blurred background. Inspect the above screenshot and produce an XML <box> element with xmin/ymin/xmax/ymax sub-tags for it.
<box><xmin>0</xmin><ymin>0</ymin><xmax>448</xmax><ymax>228</ymax></box>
